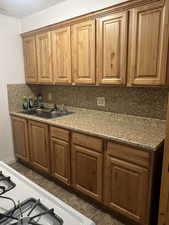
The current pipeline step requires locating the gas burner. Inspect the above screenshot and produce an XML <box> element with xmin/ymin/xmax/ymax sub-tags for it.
<box><xmin>0</xmin><ymin>171</ymin><xmax>16</xmax><ymax>195</ymax></box>
<box><xmin>0</xmin><ymin>198</ymin><xmax>64</xmax><ymax>225</ymax></box>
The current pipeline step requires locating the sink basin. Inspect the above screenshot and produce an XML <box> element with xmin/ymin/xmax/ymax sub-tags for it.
<box><xmin>20</xmin><ymin>108</ymin><xmax>73</xmax><ymax>119</ymax></box>
<box><xmin>20</xmin><ymin>109</ymin><xmax>37</xmax><ymax>115</ymax></box>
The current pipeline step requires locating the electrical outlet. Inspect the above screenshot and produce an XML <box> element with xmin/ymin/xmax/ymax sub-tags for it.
<box><xmin>96</xmin><ymin>97</ymin><xmax>106</xmax><ymax>107</ymax></box>
<box><xmin>48</xmin><ymin>92</ymin><xmax>52</xmax><ymax>101</ymax></box>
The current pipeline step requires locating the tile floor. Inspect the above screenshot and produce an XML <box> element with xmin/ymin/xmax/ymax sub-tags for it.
<box><xmin>10</xmin><ymin>162</ymin><xmax>125</xmax><ymax>225</ymax></box>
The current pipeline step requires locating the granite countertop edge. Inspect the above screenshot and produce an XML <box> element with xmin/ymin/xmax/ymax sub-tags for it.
<box><xmin>10</xmin><ymin>110</ymin><xmax>166</xmax><ymax>152</ymax></box>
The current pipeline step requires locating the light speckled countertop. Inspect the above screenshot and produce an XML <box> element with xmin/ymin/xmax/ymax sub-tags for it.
<box><xmin>10</xmin><ymin>107</ymin><xmax>166</xmax><ymax>151</ymax></box>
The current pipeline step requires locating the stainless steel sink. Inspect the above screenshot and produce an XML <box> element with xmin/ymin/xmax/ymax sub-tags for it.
<box><xmin>20</xmin><ymin>108</ymin><xmax>73</xmax><ymax>119</ymax></box>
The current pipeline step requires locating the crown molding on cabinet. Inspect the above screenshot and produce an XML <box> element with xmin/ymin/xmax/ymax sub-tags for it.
<box><xmin>21</xmin><ymin>0</ymin><xmax>164</xmax><ymax>37</ymax></box>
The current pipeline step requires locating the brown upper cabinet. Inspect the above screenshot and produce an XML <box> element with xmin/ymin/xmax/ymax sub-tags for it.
<box><xmin>23</xmin><ymin>36</ymin><xmax>38</xmax><ymax>83</ymax></box>
<box><xmin>51</xmin><ymin>26</ymin><xmax>72</xmax><ymax>84</ymax></box>
<box><xmin>36</xmin><ymin>31</ymin><xmax>53</xmax><ymax>84</ymax></box>
<box><xmin>71</xmin><ymin>20</ymin><xmax>96</xmax><ymax>84</ymax></box>
<box><xmin>22</xmin><ymin>0</ymin><xmax>169</xmax><ymax>87</ymax></box>
<box><xmin>128</xmin><ymin>1</ymin><xmax>169</xmax><ymax>86</ymax></box>
<box><xmin>97</xmin><ymin>11</ymin><xmax>128</xmax><ymax>85</ymax></box>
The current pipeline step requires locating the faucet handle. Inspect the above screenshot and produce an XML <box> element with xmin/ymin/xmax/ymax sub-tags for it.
<box><xmin>60</xmin><ymin>104</ymin><xmax>67</xmax><ymax>112</ymax></box>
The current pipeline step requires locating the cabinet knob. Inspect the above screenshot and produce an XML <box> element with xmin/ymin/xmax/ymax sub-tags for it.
<box><xmin>111</xmin><ymin>52</ymin><xmax>115</xmax><ymax>58</ymax></box>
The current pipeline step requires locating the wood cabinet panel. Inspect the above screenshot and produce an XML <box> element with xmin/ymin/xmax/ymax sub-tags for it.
<box><xmin>28</xmin><ymin>121</ymin><xmax>50</xmax><ymax>173</ymax></box>
<box><xmin>107</xmin><ymin>142</ymin><xmax>150</xmax><ymax>168</ymax></box>
<box><xmin>50</xmin><ymin>126</ymin><xmax>69</xmax><ymax>142</ymax></box>
<box><xmin>51</xmin><ymin>138</ymin><xmax>70</xmax><ymax>184</ymax></box>
<box><xmin>23</xmin><ymin>36</ymin><xmax>37</xmax><ymax>83</ymax></box>
<box><xmin>11</xmin><ymin>117</ymin><xmax>29</xmax><ymax>162</ymax></box>
<box><xmin>52</xmin><ymin>26</ymin><xmax>71</xmax><ymax>84</ymax></box>
<box><xmin>128</xmin><ymin>2</ymin><xmax>169</xmax><ymax>86</ymax></box>
<box><xmin>71</xmin><ymin>20</ymin><xmax>96</xmax><ymax>84</ymax></box>
<box><xmin>158</xmin><ymin>162</ymin><xmax>169</xmax><ymax>225</ymax></box>
<box><xmin>36</xmin><ymin>32</ymin><xmax>53</xmax><ymax>84</ymax></box>
<box><xmin>72</xmin><ymin>132</ymin><xmax>103</xmax><ymax>152</ymax></box>
<box><xmin>72</xmin><ymin>144</ymin><xmax>103</xmax><ymax>201</ymax></box>
<box><xmin>97</xmin><ymin>12</ymin><xmax>128</xmax><ymax>85</ymax></box>
<box><xmin>104</xmin><ymin>155</ymin><xmax>149</xmax><ymax>224</ymax></box>
<box><xmin>158</xmin><ymin>94</ymin><xmax>169</xmax><ymax>225</ymax></box>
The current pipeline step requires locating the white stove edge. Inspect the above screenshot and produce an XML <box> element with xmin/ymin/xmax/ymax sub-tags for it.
<box><xmin>0</xmin><ymin>161</ymin><xmax>95</xmax><ymax>225</ymax></box>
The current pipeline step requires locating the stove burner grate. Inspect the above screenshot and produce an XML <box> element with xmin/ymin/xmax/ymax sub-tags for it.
<box><xmin>0</xmin><ymin>171</ymin><xmax>16</xmax><ymax>195</ymax></box>
<box><xmin>0</xmin><ymin>198</ymin><xmax>63</xmax><ymax>225</ymax></box>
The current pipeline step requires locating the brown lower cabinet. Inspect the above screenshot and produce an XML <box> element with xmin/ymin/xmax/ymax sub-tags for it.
<box><xmin>50</xmin><ymin>127</ymin><xmax>71</xmax><ymax>185</ymax></box>
<box><xmin>104</xmin><ymin>142</ymin><xmax>150</xmax><ymax>225</ymax></box>
<box><xmin>11</xmin><ymin>116</ymin><xmax>162</xmax><ymax>225</ymax></box>
<box><xmin>71</xmin><ymin>132</ymin><xmax>103</xmax><ymax>201</ymax></box>
<box><xmin>104</xmin><ymin>155</ymin><xmax>148</xmax><ymax>224</ymax></box>
<box><xmin>11</xmin><ymin>116</ymin><xmax>29</xmax><ymax>162</ymax></box>
<box><xmin>71</xmin><ymin>144</ymin><xmax>103</xmax><ymax>201</ymax></box>
<box><xmin>28</xmin><ymin>120</ymin><xmax>50</xmax><ymax>174</ymax></box>
<box><xmin>158</xmin><ymin>99</ymin><xmax>169</xmax><ymax>225</ymax></box>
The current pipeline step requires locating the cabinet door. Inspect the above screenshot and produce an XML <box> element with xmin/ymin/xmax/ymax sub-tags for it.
<box><xmin>158</xmin><ymin>95</ymin><xmax>169</xmax><ymax>225</ymax></box>
<box><xmin>158</xmin><ymin>155</ymin><xmax>169</xmax><ymax>225</ymax></box>
<box><xmin>71</xmin><ymin>144</ymin><xmax>102</xmax><ymax>201</ymax></box>
<box><xmin>51</xmin><ymin>138</ymin><xmax>70</xmax><ymax>185</ymax></box>
<box><xmin>23</xmin><ymin>36</ymin><xmax>37</xmax><ymax>83</ymax></box>
<box><xmin>71</xmin><ymin>20</ymin><xmax>95</xmax><ymax>84</ymax></box>
<box><xmin>11</xmin><ymin>117</ymin><xmax>29</xmax><ymax>162</ymax></box>
<box><xmin>52</xmin><ymin>26</ymin><xmax>71</xmax><ymax>84</ymax></box>
<box><xmin>104</xmin><ymin>155</ymin><xmax>149</xmax><ymax>224</ymax></box>
<box><xmin>36</xmin><ymin>32</ymin><xmax>53</xmax><ymax>84</ymax></box>
<box><xmin>97</xmin><ymin>12</ymin><xmax>128</xmax><ymax>85</ymax></box>
<box><xmin>29</xmin><ymin>121</ymin><xmax>50</xmax><ymax>173</ymax></box>
<box><xmin>128</xmin><ymin>2</ymin><xmax>169</xmax><ymax>86</ymax></box>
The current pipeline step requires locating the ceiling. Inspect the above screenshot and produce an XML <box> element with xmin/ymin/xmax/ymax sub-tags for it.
<box><xmin>0</xmin><ymin>0</ymin><xmax>64</xmax><ymax>18</ymax></box>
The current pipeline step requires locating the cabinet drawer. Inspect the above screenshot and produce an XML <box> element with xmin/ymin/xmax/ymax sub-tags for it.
<box><xmin>72</xmin><ymin>132</ymin><xmax>103</xmax><ymax>152</ymax></box>
<box><xmin>50</xmin><ymin>126</ymin><xmax>69</xmax><ymax>142</ymax></box>
<box><xmin>107</xmin><ymin>142</ymin><xmax>150</xmax><ymax>168</ymax></box>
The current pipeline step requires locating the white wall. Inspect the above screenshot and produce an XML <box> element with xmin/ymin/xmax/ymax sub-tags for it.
<box><xmin>21</xmin><ymin>0</ymin><xmax>128</xmax><ymax>32</ymax></box>
<box><xmin>0</xmin><ymin>14</ymin><xmax>25</xmax><ymax>163</ymax></box>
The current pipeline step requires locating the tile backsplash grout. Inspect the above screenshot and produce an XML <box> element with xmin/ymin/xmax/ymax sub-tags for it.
<box><xmin>7</xmin><ymin>84</ymin><xmax>169</xmax><ymax>120</ymax></box>
<box><xmin>7</xmin><ymin>84</ymin><xmax>39</xmax><ymax>112</ymax></box>
<box><xmin>39</xmin><ymin>85</ymin><xmax>169</xmax><ymax>120</ymax></box>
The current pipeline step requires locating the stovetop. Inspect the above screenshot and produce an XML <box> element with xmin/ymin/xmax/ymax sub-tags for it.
<box><xmin>0</xmin><ymin>171</ymin><xmax>16</xmax><ymax>195</ymax></box>
<box><xmin>0</xmin><ymin>198</ymin><xmax>63</xmax><ymax>225</ymax></box>
<box><xmin>0</xmin><ymin>171</ymin><xmax>63</xmax><ymax>225</ymax></box>
<box><xmin>0</xmin><ymin>162</ymin><xmax>95</xmax><ymax>225</ymax></box>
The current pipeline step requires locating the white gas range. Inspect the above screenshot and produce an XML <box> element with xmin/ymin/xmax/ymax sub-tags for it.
<box><xmin>0</xmin><ymin>162</ymin><xmax>95</xmax><ymax>225</ymax></box>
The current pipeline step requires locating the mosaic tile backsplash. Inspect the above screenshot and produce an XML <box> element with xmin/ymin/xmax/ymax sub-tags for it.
<box><xmin>39</xmin><ymin>86</ymin><xmax>169</xmax><ymax>120</ymax></box>
<box><xmin>7</xmin><ymin>84</ymin><xmax>169</xmax><ymax>120</ymax></box>
<box><xmin>7</xmin><ymin>84</ymin><xmax>39</xmax><ymax>112</ymax></box>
